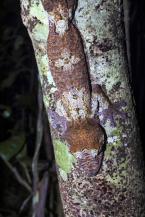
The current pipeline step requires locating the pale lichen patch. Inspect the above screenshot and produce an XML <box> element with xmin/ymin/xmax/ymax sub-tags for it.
<box><xmin>53</xmin><ymin>140</ymin><xmax>76</xmax><ymax>180</ymax></box>
<box><xmin>29</xmin><ymin>0</ymin><xmax>48</xmax><ymax>26</ymax></box>
<box><xmin>33</xmin><ymin>23</ymin><xmax>48</xmax><ymax>42</ymax></box>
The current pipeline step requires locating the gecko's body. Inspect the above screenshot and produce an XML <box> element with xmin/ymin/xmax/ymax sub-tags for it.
<box><xmin>45</xmin><ymin>0</ymin><xmax>105</xmax><ymax>176</ymax></box>
<box><xmin>48</xmin><ymin>17</ymin><xmax>90</xmax><ymax>99</ymax></box>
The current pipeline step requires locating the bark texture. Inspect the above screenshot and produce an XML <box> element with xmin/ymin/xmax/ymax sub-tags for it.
<box><xmin>20</xmin><ymin>0</ymin><xmax>145</xmax><ymax>216</ymax></box>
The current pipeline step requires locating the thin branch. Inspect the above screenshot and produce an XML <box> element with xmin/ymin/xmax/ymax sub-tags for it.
<box><xmin>19</xmin><ymin>194</ymin><xmax>32</xmax><ymax>213</ymax></box>
<box><xmin>32</xmin><ymin>81</ymin><xmax>43</xmax><ymax>216</ymax></box>
<box><xmin>43</xmin><ymin>109</ymin><xmax>54</xmax><ymax>162</ymax></box>
<box><xmin>19</xmin><ymin>161</ymin><xmax>32</xmax><ymax>184</ymax></box>
<box><xmin>1</xmin><ymin>156</ymin><xmax>31</xmax><ymax>192</ymax></box>
<box><xmin>35</xmin><ymin>172</ymin><xmax>49</xmax><ymax>217</ymax></box>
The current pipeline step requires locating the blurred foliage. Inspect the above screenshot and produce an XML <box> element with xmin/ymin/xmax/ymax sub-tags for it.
<box><xmin>0</xmin><ymin>0</ymin><xmax>38</xmax><ymax>216</ymax></box>
<box><xmin>0</xmin><ymin>1</ymin><xmax>63</xmax><ymax>216</ymax></box>
<box><xmin>0</xmin><ymin>133</ymin><xmax>25</xmax><ymax>160</ymax></box>
<box><xmin>128</xmin><ymin>0</ymin><xmax>145</xmax><ymax>149</ymax></box>
<box><xmin>0</xmin><ymin>0</ymin><xmax>38</xmax><ymax>157</ymax></box>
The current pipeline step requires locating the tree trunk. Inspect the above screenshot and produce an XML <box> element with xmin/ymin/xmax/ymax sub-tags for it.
<box><xmin>20</xmin><ymin>0</ymin><xmax>145</xmax><ymax>216</ymax></box>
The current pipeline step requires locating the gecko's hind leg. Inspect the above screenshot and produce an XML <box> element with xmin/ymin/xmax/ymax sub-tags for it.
<box><xmin>91</xmin><ymin>84</ymin><xmax>128</xmax><ymax>127</ymax></box>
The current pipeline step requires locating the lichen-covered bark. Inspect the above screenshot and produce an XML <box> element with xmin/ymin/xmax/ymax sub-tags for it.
<box><xmin>20</xmin><ymin>0</ymin><xmax>145</xmax><ymax>216</ymax></box>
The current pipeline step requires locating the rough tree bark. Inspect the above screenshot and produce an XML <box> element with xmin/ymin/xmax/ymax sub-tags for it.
<box><xmin>20</xmin><ymin>0</ymin><xmax>145</xmax><ymax>216</ymax></box>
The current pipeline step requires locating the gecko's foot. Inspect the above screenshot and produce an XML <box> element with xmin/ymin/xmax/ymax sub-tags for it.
<box><xmin>98</xmin><ymin>101</ymin><xmax>128</xmax><ymax>127</ymax></box>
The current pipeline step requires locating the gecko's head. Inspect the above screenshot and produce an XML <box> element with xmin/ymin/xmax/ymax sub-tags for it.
<box><xmin>43</xmin><ymin>1</ymin><xmax>69</xmax><ymax>35</ymax></box>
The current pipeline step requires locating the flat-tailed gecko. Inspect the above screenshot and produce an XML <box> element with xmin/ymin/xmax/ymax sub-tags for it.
<box><xmin>43</xmin><ymin>0</ymin><xmax>115</xmax><ymax>176</ymax></box>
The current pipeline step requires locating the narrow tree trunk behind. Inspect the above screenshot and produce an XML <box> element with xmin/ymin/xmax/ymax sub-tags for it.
<box><xmin>20</xmin><ymin>0</ymin><xmax>145</xmax><ymax>216</ymax></box>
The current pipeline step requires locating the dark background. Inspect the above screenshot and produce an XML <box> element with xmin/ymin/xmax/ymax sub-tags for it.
<box><xmin>0</xmin><ymin>0</ymin><xmax>145</xmax><ymax>216</ymax></box>
<box><xmin>129</xmin><ymin>0</ymin><xmax>145</xmax><ymax>147</ymax></box>
<box><xmin>0</xmin><ymin>1</ymin><xmax>61</xmax><ymax>216</ymax></box>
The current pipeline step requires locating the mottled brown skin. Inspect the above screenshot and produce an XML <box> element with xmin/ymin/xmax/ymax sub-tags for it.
<box><xmin>64</xmin><ymin>119</ymin><xmax>104</xmax><ymax>153</ymax></box>
<box><xmin>46</xmin><ymin>0</ymin><xmax>105</xmax><ymax>155</ymax></box>
<box><xmin>47</xmin><ymin>17</ymin><xmax>90</xmax><ymax>97</ymax></box>
<box><xmin>43</xmin><ymin>0</ymin><xmax>68</xmax><ymax>13</ymax></box>
<box><xmin>43</xmin><ymin>0</ymin><xmax>77</xmax><ymax>17</ymax></box>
